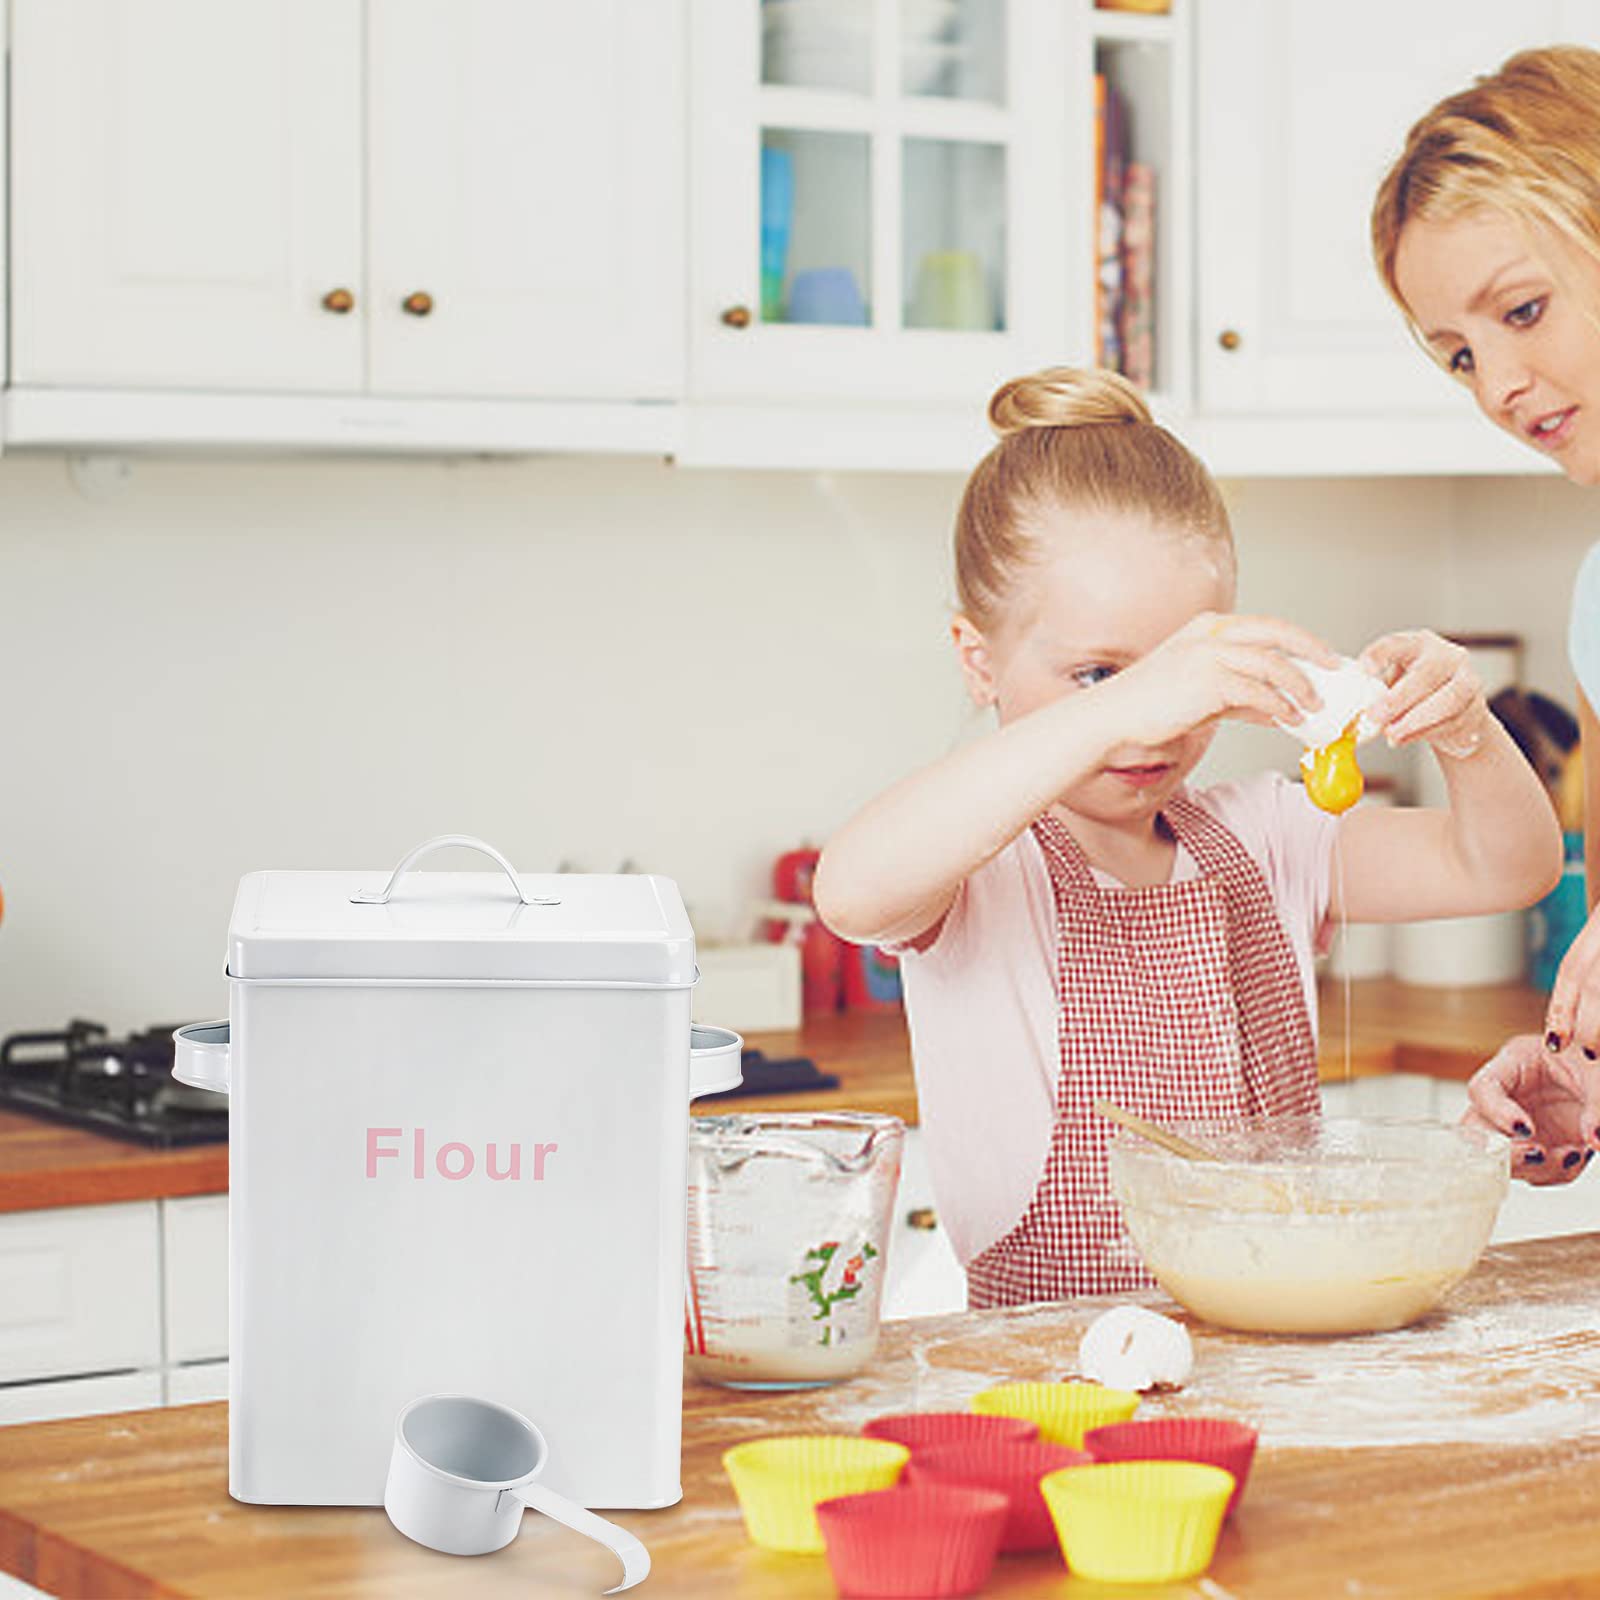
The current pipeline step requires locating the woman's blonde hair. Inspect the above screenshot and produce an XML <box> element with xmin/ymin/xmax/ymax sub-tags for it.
<box><xmin>1372</xmin><ymin>46</ymin><xmax>1600</xmax><ymax>328</ymax></box>
<box><xmin>954</xmin><ymin>366</ymin><xmax>1231</xmax><ymax>633</ymax></box>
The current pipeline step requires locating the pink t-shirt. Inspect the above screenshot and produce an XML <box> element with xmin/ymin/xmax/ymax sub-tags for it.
<box><xmin>896</xmin><ymin>773</ymin><xmax>1337</xmax><ymax>1266</ymax></box>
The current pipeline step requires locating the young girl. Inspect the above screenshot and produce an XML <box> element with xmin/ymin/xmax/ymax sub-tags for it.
<box><xmin>813</xmin><ymin>367</ymin><xmax>1562</xmax><ymax>1306</ymax></box>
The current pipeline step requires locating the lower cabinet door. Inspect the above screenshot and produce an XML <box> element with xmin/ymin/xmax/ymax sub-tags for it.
<box><xmin>165</xmin><ymin>1361</ymin><xmax>229</xmax><ymax>1405</ymax></box>
<box><xmin>162</xmin><ymin>1195</ymin><xmax>229</xmax><ymax>1363</ymax></box>
<box><xmin>0</xmin><ymin>1202</ymin><xmax>161</xmax><ymax>1383</ymax></box>
<box><xmin>0</xmin><ymin>1369</ymin><xmax>163</xmax><ymax>1427</ymax></box>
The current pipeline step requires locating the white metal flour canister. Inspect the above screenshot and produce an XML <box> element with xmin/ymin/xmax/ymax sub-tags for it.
<box><xmin>173</xmin><ymin>835</ymin><xmax>742</xmax><ymax>1511</ymax></box>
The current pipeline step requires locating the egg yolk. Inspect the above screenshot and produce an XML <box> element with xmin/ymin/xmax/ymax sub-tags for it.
<box><xmin>1302</xmin><ymin>722</ymin><xmax>1364</xmax><ymax>815</ymax></box>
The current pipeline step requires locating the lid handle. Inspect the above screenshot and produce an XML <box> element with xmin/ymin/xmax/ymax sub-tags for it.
<box><xmin>350</xmin><ymin>835</ymin><xmax>558</xmax><ymax>908</ymax></box>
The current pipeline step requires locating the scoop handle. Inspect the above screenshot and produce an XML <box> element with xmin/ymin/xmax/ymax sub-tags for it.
<box><xmin>509</xmin><ymin>1480</ymin><xmax>650</xmax><ymax>1593</ymax></box>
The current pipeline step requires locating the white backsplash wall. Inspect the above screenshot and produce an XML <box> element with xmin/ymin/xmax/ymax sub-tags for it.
<box><xmin>0</xmin><ymin>453</ymin><xmax>1562</xmax><ymax>1032</ymax></box>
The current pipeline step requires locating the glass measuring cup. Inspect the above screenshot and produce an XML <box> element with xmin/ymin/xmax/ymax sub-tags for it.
<box><xmin>685</xmin><ymin>1112</ymin><xmax>904</xmax><ymax>1389</ymax></box>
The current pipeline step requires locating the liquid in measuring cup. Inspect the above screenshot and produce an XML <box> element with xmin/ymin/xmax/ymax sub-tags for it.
<box><xmin>685</xmin><ymin>1112</ymin><xmax>904</xmax><ymax>1390</ymax></box>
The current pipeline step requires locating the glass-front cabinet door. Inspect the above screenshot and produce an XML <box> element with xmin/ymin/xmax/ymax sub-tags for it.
<box><xmin>691</xmin><ymin>0</ymin><xmax>1071</xmax><ymax>405</ymax></box>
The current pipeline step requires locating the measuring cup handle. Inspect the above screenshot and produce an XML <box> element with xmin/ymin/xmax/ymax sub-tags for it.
<box><xmin>508</xmin><ymin>1480</ymin><xmax>650</xmax><ymax>1594</ymax></box>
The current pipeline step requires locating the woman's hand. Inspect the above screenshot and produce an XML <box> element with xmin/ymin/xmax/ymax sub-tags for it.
<box><xmin>1361</xmin><ymin>630</ymin><xmax>1491</xmax><ymax>759</ymax></box>
<box><xmin>1464</xmin><ymin>1033</ymin><xmax>1600</xmax><ymax>1184</ymax></box>
<box><xmin>1101</xmin><ymin>612</ymin><xmax>1337</xmax><ymax>748</ymax></box>
<box><xmin>1542</xmin><ymin>902</ymin><xmax>1600</xmax><ymax>1059</ymax></box>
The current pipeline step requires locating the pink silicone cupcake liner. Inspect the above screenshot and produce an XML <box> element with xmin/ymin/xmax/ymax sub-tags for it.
<box><xmin>817</xmin><ymin>1485</ymin><xmax>1009</xmax><ymax>1598</ymax></box>
<box><xmin>861</xmin><ymin>1412</ymin><xmax>1038</xmax><ymax>1454</ymax></box>
<box><xmin>1084</xmin><ymin>1417</ymin><xmax>1259</xmax><ymax>1517</ymax></box>
<box><xmin>905</xmin><ymin>1439</ymin><xmax>1091</xmax><ymax>1553</ymax></box>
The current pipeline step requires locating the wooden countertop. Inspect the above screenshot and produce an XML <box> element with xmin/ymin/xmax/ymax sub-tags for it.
<box><xmin>0</xmin><ymin>978</ymin><xmax>1549</xmax><ymax>1217</ymax></box>
<box><xmin>5</xmin><ymin>1231</ymin><xmax>1600</xmax><ymax>1597</ymax></box>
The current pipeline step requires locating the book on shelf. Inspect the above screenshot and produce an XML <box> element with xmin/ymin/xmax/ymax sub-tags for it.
<box><xmin>1094</xmin><ymin>73</ymin><xmax>1157</xmax><ymax>390</ymax></box>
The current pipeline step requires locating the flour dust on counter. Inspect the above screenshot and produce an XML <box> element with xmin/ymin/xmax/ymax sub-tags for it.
<box><xmin>776</xmin><ymin>1238</ymin><xmax>1600</xmax><ymax>1453</ymax></box>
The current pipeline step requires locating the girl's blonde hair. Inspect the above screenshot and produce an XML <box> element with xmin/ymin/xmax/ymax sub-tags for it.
<box><xmin>1372</xmin><ymin>46</ymin><xmax>1600</xmax><ymax>327</ymax></box>
<box><xmin>955</xmin><ymin>366</ymin><xmax>1231</xmax><ymax>633</ymax></box>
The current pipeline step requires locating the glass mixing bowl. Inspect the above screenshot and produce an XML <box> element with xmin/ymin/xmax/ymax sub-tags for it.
<box><xmin>1107</xmin><ymin>1117</ymin><xmax>1510</xmax><ymax>1335</ymax></box>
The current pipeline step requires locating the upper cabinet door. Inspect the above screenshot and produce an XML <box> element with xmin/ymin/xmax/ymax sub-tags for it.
<box><xmin>10</xmin><ymin>0</ymin><xmax>363</xmax><ymax>392</ymax></box>
<box><xmin>689</xmin><ymin>0</ymin><xmax>1069</xmax><ymax>405</ymax></box>
<box><xmin>1195</xmin><ymin>0</ymin><xmax>1587</xmax><ymax>416</ymax></box>
<box><xmin>366</xmin><ymin>0</ymin><xmax>684</xmax><ymax>400</ymax></box>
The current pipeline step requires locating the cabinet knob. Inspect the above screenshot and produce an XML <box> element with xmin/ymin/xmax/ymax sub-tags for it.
<box><xmin>1217</xmin><ymin>328</ymin><xmax>1243</xmax><ymax>352</ymax></box>
<box><xmin>720</xmin><ymin>304</ymin><xmax>752</xmax><ymax>329</ymax></box>
<box><xmin>320</xmin><ymin>287</ymin><xmax>356</xmax><ymax>315</ymax></box>
<box><xmin>906</xmin><ymin>1207</ymin><xmax>939</xmax><ymax>1232</ymax></box>
<box><xmin>402</xmin><ymin>291</ymin><xmax>435</xmax><ymax>318</ymax></box>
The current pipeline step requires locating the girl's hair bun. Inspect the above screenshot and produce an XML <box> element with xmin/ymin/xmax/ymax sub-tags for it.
<box><xmin>987</xmin><ymin>366</ymin><xmax>1152</xmax><ymax>437</ymax></box>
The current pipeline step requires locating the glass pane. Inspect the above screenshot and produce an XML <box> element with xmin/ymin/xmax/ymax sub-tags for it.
<box><xmin>902</xmin><ymin>139</ymin><xmax>1005</xmax><ymax>331</ymax></box>
<box><xmin>902</xmin><ymin>0</ymin><xmax>1005</xmax><ymax>103</ymax></box>
<box><xmin>761</xmin><ymin>129</ymin><xmax>872</xmax><ymax>326</ymax></box>
<box><xmin>762</xmin><ymin>0</ymin><xmax>871</xmax><ymax>95</ymax></box>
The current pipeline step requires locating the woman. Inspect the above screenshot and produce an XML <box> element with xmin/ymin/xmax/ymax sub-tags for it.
<box><xmin>1372</xmin><ymin>44</ymin><xmax>1600</xmax><ymax>1183</ymax></box>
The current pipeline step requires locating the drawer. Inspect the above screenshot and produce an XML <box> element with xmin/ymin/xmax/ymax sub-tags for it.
<box><xmin>162</xmin><ymin>1194</ymin><xmax>228</xmax><ymax>1363</ymax></box>
<box><xmin>0</xmin><ymin>1368</ymin><xmax>162</xmax><ymax>1427</ymax></box>
<box><xmin>165</xmin><ymin>1360</ymin><xmax>229</xmax><ymax>1406</ymax></box>
<box><xmin>0</xmin><ymin>1202</ymin><xmax>161</xmax><ymax>1384</ymax></box>
<box><xmin>881</xmin><ymin>1128</ymin><xmax>966</xmax><ymax>1321</ymax></box>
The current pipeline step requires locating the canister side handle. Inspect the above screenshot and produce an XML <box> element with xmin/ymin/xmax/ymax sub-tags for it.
<box><xmin>349</xmin><ymin>834</ymin><xmax>559</xmax><ymax>908</ymax></box>
<box><xmin>172</xmin><ymin>1021</ymin><xmax>231</xmax><ymax>1095</ymax></box>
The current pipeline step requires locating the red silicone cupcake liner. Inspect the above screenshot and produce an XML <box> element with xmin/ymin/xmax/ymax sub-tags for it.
<box><xmin>817</xmin><ymin>1485</ymin><xmax>1008</xmax><ymax>1599</ymax></box>
<box><xmin>905</xmin><ymin>1439</ymin><xmax>1091</xmax><ymax>1553</ymax></box>
<box><xmin>861</xmin><ymin>1411</ymin><xmax>1038</xmax><ymax>1453</ymax></box>
<box><xmin>1084</xmin><ymin>1417</ymin><xmax>1259</xmax><ymax>1517</ymax></box>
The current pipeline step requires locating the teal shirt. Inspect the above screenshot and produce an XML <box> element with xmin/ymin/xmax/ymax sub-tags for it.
<box><xmin>1572</xmin><ymin>542</ymin><xmax>1600</xmax><ymax>711</ymax></box>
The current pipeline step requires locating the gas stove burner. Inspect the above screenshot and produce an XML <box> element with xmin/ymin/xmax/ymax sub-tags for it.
<box><xmin>0</xmin><ymin>1019</ymin><xmax>228</xmax><ymax>1147</ymax></box>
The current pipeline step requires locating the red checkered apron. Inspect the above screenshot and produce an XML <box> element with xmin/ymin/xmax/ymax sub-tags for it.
<box><xmin>965</xmin><ymin>796</ymin><xmax>1320</xmax><ymax>1309</ymax></box>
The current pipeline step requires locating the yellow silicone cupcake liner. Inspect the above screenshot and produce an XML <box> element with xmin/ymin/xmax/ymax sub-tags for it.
<box><xmin>1040</xmin><ymin>1459</ymin><xmax>1235</xmax><ymax>1583</ymax></box>
<box><xmin>722</xmin><ymin>1435</ymin><xmax>910</xmax><ymax>1554</ymax></box>
<box><xmin>970</xmin><ymin>1380</ymin><xmax>1139</xmax><ymax>1448</ymax></box>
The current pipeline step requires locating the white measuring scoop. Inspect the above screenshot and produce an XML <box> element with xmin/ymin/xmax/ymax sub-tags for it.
<box><xmin>383</xmin><ymin>1393</ymin><xmax>650</xmax><ymax>1592</ymax></box>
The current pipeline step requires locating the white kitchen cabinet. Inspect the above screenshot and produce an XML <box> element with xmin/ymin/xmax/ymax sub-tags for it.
<box><xmin>1194</xmin><ymin>0</ymin><xmax>1599</xmax><ymax>421</ymax></box>
<box><xmin>7</xmin><ymin>0</ymin><xmax>685</xmax><ymax>451</ymax></box>
<box><xmin>366</xmin><ymin>0</ymin><xmax>683</xmax><ymax>401</ymax></box>
<box><xmin>689</xmin><ymin>0</ymin><xmax>1074</xmax><ymax>410</ymax></box>
<box><xmin>162</xmin><ymin>1194</ymin><xmax>228</xmax><ymax>1365</ymax></box>
<box><xmin>0</xmin><ymin>1369</ymin><xmax>162</xmax><ymax>1427</ymax></box>
<box><xmin>0</xmin><ymin>1202</ymin><xmax>161</xmax><ymax>1385</ymax></box>
<box><xmin>165</xmin><ymin>1360</ymin><xmax>230</xmax><ymax>1405</ymax></box>
<box><xmin>881</xmin><ymin>1128</ymin><xmax>966</xmax><ymax>1321</ymax></box>
<box><xmin>11</xmin><ymin>0</ymin><xmax>364</xmax><ymax>392</ymax></box>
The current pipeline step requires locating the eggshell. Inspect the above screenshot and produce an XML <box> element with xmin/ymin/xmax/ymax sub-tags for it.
<box><xmin>1078</xmin><ymin>1306</ymin><xmax>1194</xmax><ymax>1393</ymax></box>
<box><xmin>1281</xmin><ymin>655</ymin><xmax>1384</xmax><ymax>749</ymax></box>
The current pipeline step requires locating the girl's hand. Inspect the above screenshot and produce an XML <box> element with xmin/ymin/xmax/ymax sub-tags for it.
<box><xmin>1464</xmin><ymin>1033</ymin><xmax>1600</xmax><ymax>1184</ymax></box>
<box><xmin>1101</xmin><ymin>612</ymin><xmax>1337</xmax><ymax>748</ymax></box>
<box><xmin>1360</xmin><ymin>630</ymin><xmax>1490</xmax><ymax>759</ymax></box>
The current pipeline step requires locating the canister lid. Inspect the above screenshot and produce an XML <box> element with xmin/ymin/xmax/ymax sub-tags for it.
<box><xmin>228</xmin><ymin>868</ymin><xmax>696</xmax><ymax>985</ymax></box>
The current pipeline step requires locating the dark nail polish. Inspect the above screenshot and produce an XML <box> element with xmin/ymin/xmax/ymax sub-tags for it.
<box><xmin>1586</xmin><ymin>1048</ymin><xmax>1597</xmax><ymax>1061</ymax></box>
<box><xmin>1586</xmin><ymin>1151</ymin><xmax>1594</xmax><ymax>1166</ymax></box>
<box><xmin>1547</xmin><ymin>1032</ymin><xmax>1563</xmax><ymax>1051</ymax></box>
<box><xmin>1513</xmin><ymin>1120</ymin><xmax>1533</xmax><ymax>1137</ymax></box>
<box><xmin>1565</xmin><ymin>1151</ymin><xmax>1583</xmax><ymax>1169</ymax></box>
<box><xmin>1525</xmin><ymin>1150</ymin><xmax>1546</xmax><ymax>1164</ymax></box>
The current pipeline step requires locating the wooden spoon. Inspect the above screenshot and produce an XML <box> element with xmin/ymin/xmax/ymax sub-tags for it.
<box><xmin>1096</xmin><ymin>1099</ymin><xmax>1298</xmax><ymax>1212</ymax></box>
<box><xmin>1094</xmin><ymin>1100</ymin><xmax>1221</xmax><ymax>1162</ymax></box>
